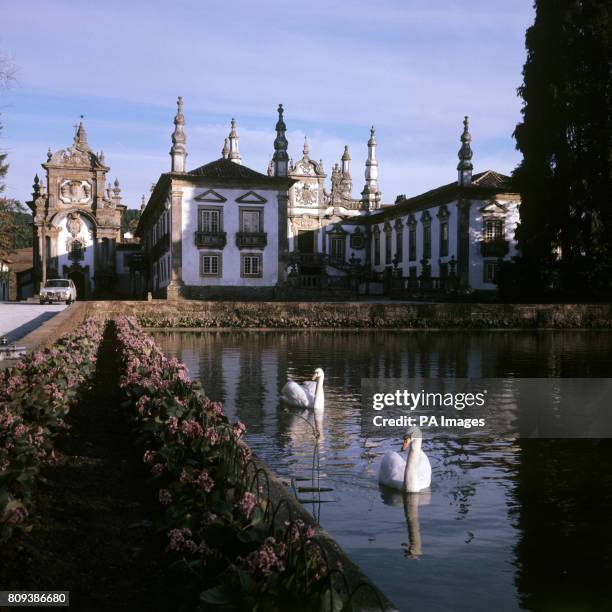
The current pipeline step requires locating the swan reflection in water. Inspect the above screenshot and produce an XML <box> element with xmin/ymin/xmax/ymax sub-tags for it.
<box><xmin>379</xmin><ymin>427</ymin><xmax>432</xmax><ymax>559</ymax></box>
<box><xmin>380</xmin><ymin>488</ymin><xmax>432</xmax><ymax>559</ymax></box>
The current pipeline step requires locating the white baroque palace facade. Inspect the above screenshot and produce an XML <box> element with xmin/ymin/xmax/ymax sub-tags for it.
<box><xmin>137</xmin><ymin>100</ymin><xmax>292</xmax><ymax>299</ymax></box>
<box><xmin>138</xmin><ymin>100</ymin><xmax>520</xmax><ymax>299</ymax></box>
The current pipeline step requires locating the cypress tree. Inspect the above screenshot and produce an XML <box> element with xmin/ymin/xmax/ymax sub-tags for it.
<box><xmin>512</xmin><ymin>1</ymin><xmax>612</xmax><ymax>299</ymax></box>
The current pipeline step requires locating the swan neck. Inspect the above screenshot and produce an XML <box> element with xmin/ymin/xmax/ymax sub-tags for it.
<box><xmin>313</xmin><ymin>376</ymin><xmax>324</xmax><ymax>409</ymax></box>
<box><xmin>403</xmin><ymin>438</ymin><xmax>421</xmax><ymax>491</ymax></box>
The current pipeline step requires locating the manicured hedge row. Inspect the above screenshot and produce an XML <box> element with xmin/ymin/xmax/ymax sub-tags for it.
<box><xmin>0</xmin><ymin>320</ymin><xmax>104</xmax><ymax>541</ymax></box>
<box><xmin>114</xmin><ymin>316</ymin><xmax>337</xmax><ymax>609</ymax></box>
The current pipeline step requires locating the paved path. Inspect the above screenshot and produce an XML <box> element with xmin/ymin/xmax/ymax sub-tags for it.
<box><xmin>0</xmin><ymin>302</ymin><xmax>67</xmax><ymax>343</ymax></box>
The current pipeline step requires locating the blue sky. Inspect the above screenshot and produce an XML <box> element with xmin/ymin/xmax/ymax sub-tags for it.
<box><xmin>0</xmin><ymin>0</ymin><xmax>534</xmax><ymax>210</ymax></box>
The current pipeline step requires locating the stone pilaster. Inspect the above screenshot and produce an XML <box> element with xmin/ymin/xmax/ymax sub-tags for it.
<box><xmin>277</xmin><ymin>192</ymin><xmax>289</xmax><ymax>284</ymax></box>
<box><xmin>457</xmin><ymin>198</ymin><xmax>471</xmax><ymax>288</ymax></box>
<box><xmin>167</xmin><ymin>187</ymin><xmax>185</xmax><ymax>299</ymax></box>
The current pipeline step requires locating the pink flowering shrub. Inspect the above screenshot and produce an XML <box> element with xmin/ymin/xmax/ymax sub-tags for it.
<box><xmin>0</xmin><ymin>319</ymin><xmax>103</xmax><ymax>542</ymax></box>
<box><xmin>114</xmin><ymin>316</ymin><xmax>336</xmax><ymax>609</ymax></box>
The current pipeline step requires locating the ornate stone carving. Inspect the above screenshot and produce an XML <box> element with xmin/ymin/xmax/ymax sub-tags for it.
<box><xmin>291</xmin><ymin>215</ymin><xmax>320</xmax><ymax>230</ymax></box>
<box><xmin>295</xmin><ymin>182</ymin><xmax>319</xmax><ymax>207</ymax></box>
<box><xmin>294</xmin><ymin>160</ymin><xmax>315</xmax><ymax>176</ymax></box>
<box><xmin>60</xmin><ymin>180</ymin><xmax>91</xmax><ymax>204</ymax></box>
<box><xmin>66</xmin><ymin>212</ymin><xmax>83</xmax><ymax>237</ymax></box>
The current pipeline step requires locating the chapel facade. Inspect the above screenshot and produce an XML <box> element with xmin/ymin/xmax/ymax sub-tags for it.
<box><xmin>26</xmin><ymin>120</ymin><xmax>129</xmax><ymax>298</ymax></box>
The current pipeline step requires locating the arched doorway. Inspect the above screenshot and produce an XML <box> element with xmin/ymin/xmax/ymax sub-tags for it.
<box><xmin>68</xmin><ymin>269</ymin><xmax>87</xmax><ymax>300</ymax></box>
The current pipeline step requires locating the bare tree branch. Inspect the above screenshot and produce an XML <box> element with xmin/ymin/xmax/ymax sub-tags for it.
<box><xmin>0</xmin><ymin>53</ymin><xmax>16</xmax><ymax>89</ymax></box>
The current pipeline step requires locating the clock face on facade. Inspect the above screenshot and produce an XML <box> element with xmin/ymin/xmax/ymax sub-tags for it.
<box><xmin>294</xmin><ymin>181</ymin><xmax>319</xmax><ymax>207</ymax></box>
<box><xmin>60</xmin><ymin>179</ymin><xmax>92</xmax><ymax>204</ymax></box>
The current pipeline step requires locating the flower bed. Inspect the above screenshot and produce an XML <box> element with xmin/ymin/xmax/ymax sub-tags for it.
<box><xmin>0</xmin><ymin>319</ymin><xmax>104</xmax><ymax>541</ymax></box>
<box><xmin>114</xmin><ymin>316</ymin><xmax>345</xmax><ymax>609</ymax></box>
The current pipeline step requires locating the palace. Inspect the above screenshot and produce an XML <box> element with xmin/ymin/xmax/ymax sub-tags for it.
<box><xmin>137</xmin><ymin>99</ymin><xmax>519</xmax><ymax>299</ymax></box>
<box><xmin>22</xmin><ymin>99</ymin><xmax>519</xmax><ymax>301</ymax></box>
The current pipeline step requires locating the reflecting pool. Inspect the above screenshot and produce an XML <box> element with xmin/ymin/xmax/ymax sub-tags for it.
<box><xmin>154</xmin><ymin>330</ymin><xmax>612</xmax><ymax>612</ymax></box>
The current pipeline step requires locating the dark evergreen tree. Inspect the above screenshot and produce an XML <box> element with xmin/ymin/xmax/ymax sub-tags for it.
<box><xmin>512</xmin><ymin>1</ymin><xmax>612</xmax><ymax>299</ymax></box>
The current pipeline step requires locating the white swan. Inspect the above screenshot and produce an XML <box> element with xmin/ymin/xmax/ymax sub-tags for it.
<box><xmin>280</xmin><ymin>368</ymin><xmax>325</xmax><ymax>411</ymax></box>
<box><xmin>378</xmin><ymin>427</ymin><xmax>432</xmax><ymax>492</ymax></box>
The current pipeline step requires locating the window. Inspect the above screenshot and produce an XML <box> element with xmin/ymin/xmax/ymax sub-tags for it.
<box><xmin>440</xmin><ymin>221</ymin><xmax>449</xmax><ymax>257</ymax></box>
<box><xmin>483</xmin><ymin>260</ymin><xmax>500</xmax><ymax>283</ymax></box>
<box><xmin>484</xmin><ymin>219</ymin><xmax>503</xmax><ymax>241</ymax></box>
<box><xmin>240</xmin><ymin>208</ymin><xmax>262</xmax><ymax>233</ymax></box>
<box><xmin>395</xmin><ymin>228</ymin><xmax>404</xmax><ymax>263</ymax></box>
<box><xmin>69</xmin><ymin>240</ymin><xmax>84</xmax><ymax>262</ymax></box>
<box><xmin>423</xmin><ymin>225</ymin><xmax>431</xmax><ymax>259</ymax></box>
<box><xmin>45</xmin><ymin>280</ymin><xmax>70</xmax><ymax>288</ymax></box>
<box><xmin>350</xmin><ymin>232</ymin><xmax>365</xmax><ymax>250</ymax></box>
<box><xmin>374</xmin><ymin>231</ymin><xmax>381</xmax><ymax>266</ymax></box>
<box><xmin>200</xmin><ymin>253</ymin><xmax>222</xmax><ymax>277</ymax></box>
<box><xmin>298</xmin><ymin>230</ymin><xmax>315</xmax><ymax>254</ymax></box>
<box><xmin>330</xmin><ymin>236</ymin><xmax>346</xmax><ymax>263</ymax></box>
<box><xmin>200</xmin><ymin>208</ymin><xmax>222</xmax><ymax>233</ymax></box>
<box><xmin>241</xmin><ymin>253</ymin><xmax>262</xmax><ymax>278</ymax></box>
<box><xmin>385</xmin><ymin>228</ymin><xmax>392</xmax><ymax>265</ymax></box>
<box><xmin>409</xmin><ymin>226</ymin><xmax>416</xmax><ymax>261</ymax></box>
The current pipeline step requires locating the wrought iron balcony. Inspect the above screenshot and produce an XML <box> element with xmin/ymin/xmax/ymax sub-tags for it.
<box><xmin>236</xmin><ymin>232</ymin><xmax>267</xmax><ymax>249</ymax></box>
<box><xmin>195</xmin><ymin>231</ymin><xmax>227</xmax><ymax>249</ymax></box>
<box><xmin>480</xmin><ymin>239</ymin><xmax>509</xmax><ymax>257</ymax></box>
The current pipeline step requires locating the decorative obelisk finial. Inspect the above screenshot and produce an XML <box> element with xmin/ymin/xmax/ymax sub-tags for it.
<box><xmin>272</xmin><ymin>104</ymin><xmax>289</xmax><ymax>177</ymax></box>
<box><xmin>457</xmin><ymin>115</ymin><xmax>473</xmax><ymax>186</ymax></box>
<box><xmin>228</xmin><ymin>118</ymin><xmax>241</xmax><ymax>164</ymax></box>
<box><xmin>222</xmin><ymin>138</ymin><xmax>229</xmax><ymax>159</ymax></box>
<box><xmin>74</xmin><ymin>115</ymin><xmax>90</xmax><ymax>150</ymax></box>
<box><xmin>365</xmin><ymin>126</ymin><xmax>379</xmax><ymax>185</ymax></box>
<box><xmin>341</xmin><ymin>145</ymin><xmax>351</xmax><ymax>175</ymax></box>
<box><xmin>170</xmin><ymin>96</ymin><xmax>187</xmax><ymax>173</ymax></box>
<box><xmin>303</xmin><ymin>135</ymin><xmax>310</xmax><ymax>158</ymax></box>
<box><xmin>361</xmin><ymin>126</ymin><xmax>381</xmax><ymax>210</ymax></box>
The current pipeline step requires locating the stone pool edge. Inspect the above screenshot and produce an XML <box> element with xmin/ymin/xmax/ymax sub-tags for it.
<box><xmin>85</xmin><ymin>300</ymin><xmax>612</xmax><ymax>329</ymax></box>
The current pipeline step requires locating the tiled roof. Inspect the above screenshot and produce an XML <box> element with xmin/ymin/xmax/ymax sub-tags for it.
<box><xmin>363</xmin><ymin>170</ymin><xmax>516</xmax><ymax>224</ymax></box>
<box><xmin>188</xmin><ymin>158</ymin><xmax>270</xmax><ymax>180</ymax></box>
<box><xmin>395</xmin><ymin>170</ymin><xmax>513</xmax><ymax>206</ymax></box>
<box><xmin>407</xmin><ymin>170</ymin><xmax>512</xmax><ymax>202</ymax></box>
<box><xmin>471</xmin><ymin>170</ymin><xmax>512</xmax><ymax>189</ymax></box>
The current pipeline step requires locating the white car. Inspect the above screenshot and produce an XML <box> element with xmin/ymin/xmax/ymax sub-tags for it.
<box><xmin>40</xmin><ymin>279</ymin><xmax>77</xmax><ymax>304</ymax></box>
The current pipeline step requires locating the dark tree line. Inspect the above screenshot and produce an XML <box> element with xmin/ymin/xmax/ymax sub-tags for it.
<box><xmin>503</xmin><ymin>1</ymin><xmax>612</xmax><ymax>300</ymax></box>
